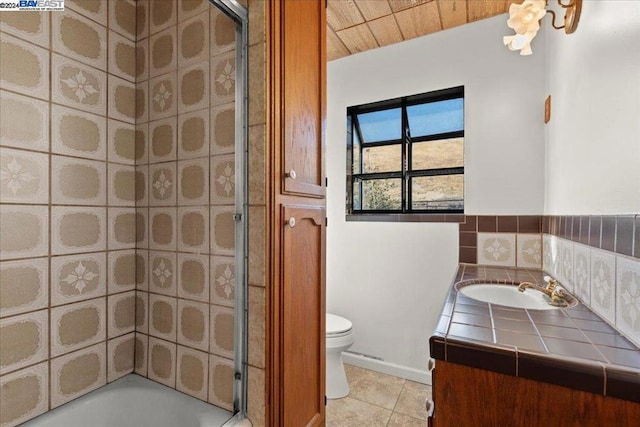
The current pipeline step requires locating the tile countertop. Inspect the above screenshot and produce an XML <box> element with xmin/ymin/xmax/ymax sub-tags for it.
<box><xmin>429</xmin><ymin>264</ymin><xmax>640</xmax><ymax>404</ymax></box>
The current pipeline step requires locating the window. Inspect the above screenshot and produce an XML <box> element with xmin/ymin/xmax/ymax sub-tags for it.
<box><xmin>346</xmin><ymin>86</ymin><xmax>464</xmax><ymax>215</ymax></box>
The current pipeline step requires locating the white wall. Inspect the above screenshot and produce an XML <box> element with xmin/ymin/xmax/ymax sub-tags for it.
<box><xmin>327</xmin><ymin>16</ymin><xmax>546</xmax><ymax>378</ymax></box>
<box><xmin>544</xmin><ymin>1</ymin><xmax>640</xmax><ymax>214</ymax></box>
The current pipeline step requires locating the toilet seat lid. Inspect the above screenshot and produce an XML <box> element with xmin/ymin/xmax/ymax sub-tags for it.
<box><xmin>327</xmin><ymin>313</ymin><xmax>352</xmax><ymax>335</ymax></box>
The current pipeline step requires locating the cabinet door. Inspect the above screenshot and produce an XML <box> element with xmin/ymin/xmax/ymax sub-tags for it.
<box><xmin>281</xmin><ymin>0</ymin><xmax>326</xmax><ymax>198</ymax></box>
<box><xmin>281</xmin><ymin>204</ymin><xmax>326</xmax><ymax>427</ymax></box>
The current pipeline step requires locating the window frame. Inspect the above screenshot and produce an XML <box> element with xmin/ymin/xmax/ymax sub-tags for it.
<box><xmin>346</xmin><ymin>86</ymin><xmax>465</xmax><ymax>216</ymax></box>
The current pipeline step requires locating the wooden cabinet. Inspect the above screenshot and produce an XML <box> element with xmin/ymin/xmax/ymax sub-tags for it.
<box><xmin>267</xmin><ymin>0</ymin><xmax>326</xmax><ymax>426</ymax></box>
<box><xmin>280</xmin><ymin>0</ymin><xmax>325</xmax><ymax>198</ymax></box>
<box><xmin>433</xmin><ymin>361</ymin><xmax>640</xmax><ymax>426</ymax></box>
<box><xmin>281</xmin><ymin>205</ymin><xmax>326</xmax><ymax>427</ymax></box>
<box><xmin>281</xmin><ymin>0</ymin><xmax>326</xmax><ymax>197</ymax></box>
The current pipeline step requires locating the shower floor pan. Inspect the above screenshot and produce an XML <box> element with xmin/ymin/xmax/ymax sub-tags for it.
<box><xmin>22</xmin><ymin>374</ymin><xmax>240</xmax><ymax>427</ymax></box>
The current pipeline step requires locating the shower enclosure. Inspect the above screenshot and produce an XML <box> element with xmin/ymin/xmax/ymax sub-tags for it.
<box><xmin>0</xmin><ymin>0</ymin><xmax>248</xmax><ymax>426</ymax></box>
<box><xmin>135</xmin><ymin>0</ymin><xmax>249</xmax><ymax>422</ymax></box>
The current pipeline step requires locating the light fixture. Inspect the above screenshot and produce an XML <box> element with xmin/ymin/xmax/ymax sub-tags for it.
<box><xmin>504</xmin><ymin>0</ymin><xmax>582</xmax><ymax>55</ymax></box>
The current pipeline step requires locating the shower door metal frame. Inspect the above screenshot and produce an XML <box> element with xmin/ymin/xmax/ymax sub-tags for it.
<box><xmin>209</xmin><ymin>0</ymin><xmax>249</xmax><ymax>422</ymax></box>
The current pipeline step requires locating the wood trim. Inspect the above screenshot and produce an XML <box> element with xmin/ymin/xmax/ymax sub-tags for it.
<box><xmin>321</xmin><ymin>1</ymin><xmax>327</xmax><ymax>202</ymax></box>
<box><xmin>266</xmin><ymin>0</ymin><xmax>279</xmax><ymax>424</ymax></box>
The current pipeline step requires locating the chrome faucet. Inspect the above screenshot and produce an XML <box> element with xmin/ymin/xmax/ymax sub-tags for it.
<box><xmin>518</xmin><ymin>276</ymin><xmax>569</xmax><ymax>307</ymax></box>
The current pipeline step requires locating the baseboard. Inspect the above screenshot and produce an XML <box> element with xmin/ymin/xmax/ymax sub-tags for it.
<box><xmin>342</xmin><ymin>352</ymin><xmax>432</xmax><ymax>385</ymax></box>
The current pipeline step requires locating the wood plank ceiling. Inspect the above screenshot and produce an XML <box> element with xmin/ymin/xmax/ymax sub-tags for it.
<box><xmin>327</xmin><ymin>0</ymin><xmax>512</xmax><ymax>61</ymax></box>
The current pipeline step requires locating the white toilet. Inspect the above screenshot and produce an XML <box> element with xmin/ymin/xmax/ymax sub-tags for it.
<box><xmin>326</xmin><ymin>313</ymin><xmax>355</xmax><ymax>399</ymax></box>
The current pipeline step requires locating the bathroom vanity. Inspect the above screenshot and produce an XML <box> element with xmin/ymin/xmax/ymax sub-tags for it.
<box><xmin>429</xmin><ymin>265</ymin><xmax>640</xmax><ymax>426</ymax></box>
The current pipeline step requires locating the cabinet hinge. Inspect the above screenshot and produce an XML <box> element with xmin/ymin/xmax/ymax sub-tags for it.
<box><xmin>325</xmin><ymin>177</ymin><xmax>328</xmax><ymax>187</ymax></box>
<box><xmin>324</xmin><ymin>395</ymin><xmax>327</xmax><ymax>406</ymax></box>
<box><xmin>325</xmin><ymin>217</ymin><xmax>328</xmax><ymax>227</ymax></box>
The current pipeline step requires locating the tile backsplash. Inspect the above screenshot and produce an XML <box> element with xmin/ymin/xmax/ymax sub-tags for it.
<box><xmin>459</xmin><ymin>215</ymin><xmax>543</xmax><ymax>266</ymax></box>
<box><xmin>543</xmin><ymin>216</ymin><xmax>640</xmax><ymax>348</ymax></box>
<box><xmin>459</xmin><ymin>215</ymin><xmax>640</xmax><ymax>348</ymax></box>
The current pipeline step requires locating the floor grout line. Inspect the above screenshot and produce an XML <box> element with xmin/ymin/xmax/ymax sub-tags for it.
<box><xmin>389</xmin><ymin>378</ymin><xmax>405</xmax><ymax>413</ymax></box>
<box><xmin>340</xmin><ymin>394</ymin><xmax>397</xmax><ymax>413</ymax></box>
<box><xmin>330</xmin><ymin>364</ymin><xmax>432</xmax><ymax>426</ymax></box>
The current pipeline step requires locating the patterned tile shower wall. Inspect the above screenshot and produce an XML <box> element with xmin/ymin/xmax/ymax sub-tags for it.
<box><xmin>134</xmin><ymin>0</ymin><xmax>237</xmax><ymax>411</ymax></box>
<box><xmin>0</xmin><ymin>3</ymin><xmax>137</xmax><ymax>426</ymax></box>
<box><xmin>0</xmin><ymin>1</ymin><xmax>242</xmax><ymax>425</ymax></box>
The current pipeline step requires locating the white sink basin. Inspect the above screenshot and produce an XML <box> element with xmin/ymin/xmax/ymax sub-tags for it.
<box><xmin>457</xmin><ymin>283</ymin><xmax>560</xmax><ymax>310</ymax></box>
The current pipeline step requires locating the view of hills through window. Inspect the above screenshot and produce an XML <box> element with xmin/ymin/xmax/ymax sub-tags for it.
<box><xmin>347</xmin><ymin>87</ymin><xmax>464</xmax><ymax>214</ymax></box>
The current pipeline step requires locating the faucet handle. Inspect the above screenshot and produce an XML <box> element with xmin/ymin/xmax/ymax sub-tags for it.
<box><xmin>543</xmin><ymin>275</ymin><xmax>557</xmax><ymax>290</ymax></box>
<box><xmin>553</xmin><ymin>287</ymin><xmax>567</xmax><ymax>297</ymax></box>
<box><xmin>550</xmin><ymin>286</ymin><xmax>570</xmax><ymax>307</ymax></box>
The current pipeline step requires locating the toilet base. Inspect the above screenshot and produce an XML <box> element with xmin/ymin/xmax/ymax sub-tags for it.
<box><xmin>326</xmin><ymin>350</ymin><xmax>349</xmax><ymax>399</ymax></box>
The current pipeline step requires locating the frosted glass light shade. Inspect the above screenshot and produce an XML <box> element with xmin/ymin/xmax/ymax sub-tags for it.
<box><xmin>507</xmin><ymin>0</ymin><xmax>547</xmax><ymax>35</ymax></box>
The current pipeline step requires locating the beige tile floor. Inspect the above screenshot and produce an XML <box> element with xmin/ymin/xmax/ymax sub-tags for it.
<box><xmin>326</xmin><ymin>364</ymin><xmax>432</xmax><ymax>426</ymax></box>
